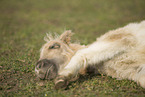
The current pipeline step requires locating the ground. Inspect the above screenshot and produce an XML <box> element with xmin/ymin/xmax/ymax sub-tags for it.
<box><xmin>0</xmin><ymin>0</ymin><xmax>145</xmax><ymax>96</ymax></box>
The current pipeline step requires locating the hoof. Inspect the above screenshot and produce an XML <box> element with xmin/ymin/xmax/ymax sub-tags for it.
<box><xmin>54</xmin><ymin>76</ymin><xmax>68</xmax><ymax>89</ymax></box>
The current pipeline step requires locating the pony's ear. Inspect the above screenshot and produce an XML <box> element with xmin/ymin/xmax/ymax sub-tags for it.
<box><xmin>59</xmin><ymin>30</ymin><xmax>73</xmax><ymax>44</ymax></box>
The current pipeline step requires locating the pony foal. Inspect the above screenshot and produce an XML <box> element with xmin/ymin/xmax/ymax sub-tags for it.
<box><xmin>35</xmin><ymin>30</ymin><xmax>86</xmax><ymax>80</ymax></box>
<box><xmin>35</xmin><ymin>21</ymin><xmax>145</xmax><ymax>89</ymax></box>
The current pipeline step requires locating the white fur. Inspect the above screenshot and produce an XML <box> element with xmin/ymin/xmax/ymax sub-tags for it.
<box><xmin>58</xmin><ymin>21</ymin><xmax>145</xmax><ymax>88</ymax></box>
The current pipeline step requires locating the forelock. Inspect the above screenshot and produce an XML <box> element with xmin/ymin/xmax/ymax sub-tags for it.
<box><xmin>44</xmin><ymin>32</ymin><xmax>59</xmax><ymax>42</ymax></box>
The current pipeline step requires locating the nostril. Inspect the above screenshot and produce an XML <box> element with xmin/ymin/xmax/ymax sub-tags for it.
<box><xmin>36</xmin><ymin>64</ymin><xmax>41</xmax><ymax>69</ymax></box>
<box><xmin>36</xmin><ymin>61</ymin><xmax>44</xmax><ymax>69</ymax></box>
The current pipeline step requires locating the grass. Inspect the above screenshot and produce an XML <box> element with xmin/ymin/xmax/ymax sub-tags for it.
<box><xmin>0</xmin><ymin>0</ymin><xmax>145</xmax><ymax>96</ymax></box>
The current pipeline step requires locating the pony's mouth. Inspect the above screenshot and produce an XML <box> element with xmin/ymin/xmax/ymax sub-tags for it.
<box><xmin>44</xmin><ymin>65</ymin><xmax>53</xmax><ymax>80</ymax></box>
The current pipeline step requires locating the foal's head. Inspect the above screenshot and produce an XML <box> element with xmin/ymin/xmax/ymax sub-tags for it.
<box><xmin>35</xmin><ymin>31</ymin><xmax>82</xmax><ymax>80</ymax></box>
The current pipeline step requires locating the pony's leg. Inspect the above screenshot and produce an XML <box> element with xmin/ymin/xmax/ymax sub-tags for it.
<box><xmin>60</xmin><ymin>41</ymin><xmax>127</xmax><ymax>77</ymax></box>
<box><xmin>135</xmin><ymin>65</ymin><xmax>145</xmax><ymax>88</ymax></box>
<box><xmin>55</xmin><ymin>41</ymin><xmax>129</xmax><ymax>89</ymax></box>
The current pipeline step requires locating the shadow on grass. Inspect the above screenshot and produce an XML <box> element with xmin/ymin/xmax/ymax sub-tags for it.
<box><xmin>66</xmin><ymin>66</ymin><xmax>102</xmax><ymax>90</ymax></box>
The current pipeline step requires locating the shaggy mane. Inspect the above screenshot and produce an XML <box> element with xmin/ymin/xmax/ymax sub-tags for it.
<box><xmin>44</xmin><ymin>32</ymin><xmax>60</xmax><ymax>42</ymax></box>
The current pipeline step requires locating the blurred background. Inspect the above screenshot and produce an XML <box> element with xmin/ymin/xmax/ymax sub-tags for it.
<box><xmin>0</xmin><ymin>0</ymin><xmax>145</xmax><ymax>96</ymax></box>
<box><xmin>0</xmin><ymin>0</ymin><xmax>145</xmax><ymax>45</ymax></box>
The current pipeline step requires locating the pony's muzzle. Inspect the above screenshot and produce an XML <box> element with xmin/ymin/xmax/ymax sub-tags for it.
<box><xmin>35</xmin><ymin>59</ymin><xmax>58</xmax><ymax>80</ymax></box>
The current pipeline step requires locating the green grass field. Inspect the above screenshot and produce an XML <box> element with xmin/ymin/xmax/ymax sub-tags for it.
<box><xmin>0</xmin><ymin>0</ymin><xmax>145</xmax><ymax>96</ymax></box>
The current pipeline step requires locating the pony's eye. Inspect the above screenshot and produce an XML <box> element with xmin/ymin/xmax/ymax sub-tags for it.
<box><xmin>49</xmin><ymin>43</ymin><xmax>60</xmax><ymax>49</ymax></box>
